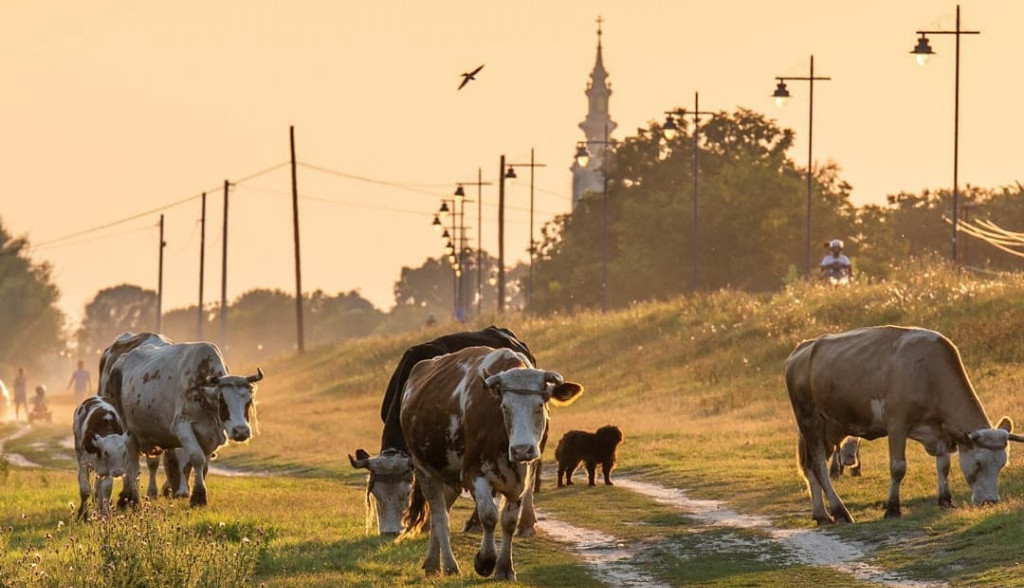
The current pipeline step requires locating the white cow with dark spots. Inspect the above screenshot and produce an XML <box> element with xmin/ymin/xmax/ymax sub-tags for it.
<box><xmin>73</xmin><ymin>396</ymin><xmax>131</xmax><ymax>519</ymax></box>
<box><xmin>101</xmin><ymin>339</ymin><xmax>262</xmax><ymax>507</ymax></box>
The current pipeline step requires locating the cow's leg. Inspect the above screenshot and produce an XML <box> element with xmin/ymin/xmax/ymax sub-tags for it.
<box><xmin>799</xmin><ymin>433</ymin><xmax>852</xmax><ymax>524</ymax></box>
<box><xmin>420</xmin><ymin>475</ymin><xmax>459</xmax><ymax>576</ymax></box>
<box><xmin>76</xmin><ymin>461</ymin><xmax>91</xmax><ymax>520</ymax></box>
<box><xmin>96</xmin><ymin>476</ymin><xmax>114</xmax><ymax>517</ymax></box>
<box><xmin>517</xmin><ymin>464</ymin><xmax>537</xmax><ymax>537</ymax></box>
<box><xmin>829</xmin><ymin>453</ymin><xmax>842</xmax><ymax>480</ymax></box>
<box><xmin>885</xmin><ymin>429</ymin><xmax>909</xmax><ymax>518</ymax></box>
<box><xmin>118</xmin><ymin>437</ymin><xmax>142</xmax><ymax>509</ymax></box>
<box><xmin>936</xmin><ymin>452</ymin><xmax>953</xmax><ymax>508</ymax></box>
<box><xmin>172</xmin><ymin>424</ymin><xmax>209</xmax><ymax>507</ymax></box>
<box><xmin>145</xmin><ymin>455</ymin><xmax>160</xmax><ymax>499</ymax></box>
<box><xmin>472</xmin><ymin>477</ymin><xmax>499</xmax><ymax>577</ymax></box>
<box><xmin>493</xmin><ymin>495</ymin><xmax>520</xmax><ymax>581</ymax></box>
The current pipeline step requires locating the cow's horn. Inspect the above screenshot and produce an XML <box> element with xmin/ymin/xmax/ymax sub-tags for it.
<box><xmin>348</xmin><ymin>453</ymin><xmax>369</xmax><ymax>469</ymax></box>
<box><xmin>247</xmin><ymin>367</ymin><xmax>264</xmax><ymax>383</ymax></box>
<box><xmin>543</xmin><ymin>371</ymin><xmax>564</xmax><ymax>385</ymax></box>
<box><xmin>1008</xmin><ymin>433</ymin><xmax>1024</xmax><ymax>443</ymax></box>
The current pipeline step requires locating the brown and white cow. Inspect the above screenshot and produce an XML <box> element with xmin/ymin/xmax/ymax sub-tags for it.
<box><xmin>829</xmin><ymin>436</ymin><xmax>862</xmax><ymax>480</ymax></box>
<box><xmin>72</xmin><ymin>396</ymin><xmax>131</xmax><ymax>519</ymax></box>
<box><xmin>401</xmin><ymin>346</ymin><xmax>583</xmax><ymax>580</ymax></box>
<box><xmin>101</xmin><ymin>340</ymin><xmax>261</xmax><ymax>507</ymax></box>
<box><xmin>786</xmin><ymin>325</ymin><xmax>1023</xmax><ymax>524</ymax></box>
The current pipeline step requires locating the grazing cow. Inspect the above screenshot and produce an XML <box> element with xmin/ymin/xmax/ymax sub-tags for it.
<box><xmin>348</xmin><ymin>448</ymin><xmax>414</xmax><ymax>536</ymax></box>
<box><xmin>72</xmin><ymin>396</ymin><xmax>131</xmax><ymax>519</ymax></box>
<box><xmin>786</xmin><ymin>326</ymin><xmax>1023</xmax><ymax>524</ymax></box>
<box><xmin>829</xmin><ymin>436</ymin><xmax>862</xmax><ymax>480</ymax></box>
<box><xmin>101</xmin><ymin>340</ymin><xmax>262</xmax><ymax>507</ymax></box>
<box><xmin>401</xmin><ymin>346</ymin><xmax>583</xmax><ymax>580</ymax></box>
<box><xmin>355</xmin><ymin>325</ymin><xmax>540</xmax><ymax>537</ymax></box>
<box><xmin>555</xmin><ymin>425</ymin><xmax>624</xmax><ymax>487</ymax></box>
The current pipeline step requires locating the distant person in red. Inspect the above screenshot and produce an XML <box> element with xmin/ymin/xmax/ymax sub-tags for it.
<box><xmin>13</xmin><ymin>367</ymin><xmax>28</xmax><ymax>421</ymax></box>
<box><xmin>67</xmin><ymin>360</ymin><xmax>92</xmax><ymax>400</ymax></box>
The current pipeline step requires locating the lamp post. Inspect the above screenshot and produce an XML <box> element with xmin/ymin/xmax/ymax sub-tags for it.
<box><xmin>433</xmin><ymin>198</ymin><xmax>461</xmax><ymax>319</ymax></box>
<box><xmin>771</xmin><ymin>55</ymin><xmax>831</xmax><ymax>276</ymax></box>
<box><xmin>454</xmin><ymin>171</ymin><xmax>491</xmax><ymax>318</ymax></box>
<box><xmin>574</xmin><ymin>124</ymin><xmax>615</xmax><ymax>312</ymax></box>
<box><xmin>505</xmin><ymin>148</ymin><xmax>546</xmax><ymax>310</ymax></box>
<box><xmin>910</xmin><ymin>4</ymin><xmax>979</xmax><ymax>264</ymax></box>
<box><xmin>662</xmin><ymin>91</ymin><xmax>715</xmax><ymax>292</ymax></box>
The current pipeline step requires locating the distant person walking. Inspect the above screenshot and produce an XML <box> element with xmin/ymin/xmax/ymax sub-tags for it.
<box><xmin>67</xmin><ymin>360</ymin><xmax>92</xmax><ymax>400</ymax></box>
<box><xmin>13</xmin><ymin>367</ymin><xmax>27</xmax><ymax>421</ymax></box>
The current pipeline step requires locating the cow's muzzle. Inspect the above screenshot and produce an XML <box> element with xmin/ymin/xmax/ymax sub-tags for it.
<box><xmin>230</xmin><ymin>425</ymin><xmax>251</xmax><ymax>442</ymax></box>
<box><xmin>509</xmin><ymin>444</ymin><xmax>539</xmax><ymax>463</ymax></box>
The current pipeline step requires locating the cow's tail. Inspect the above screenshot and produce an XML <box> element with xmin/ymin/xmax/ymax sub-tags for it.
<box><xmin>399</xmin><ymin>473</ymin><xmax>429</xmax><ymax>539</ymax></box>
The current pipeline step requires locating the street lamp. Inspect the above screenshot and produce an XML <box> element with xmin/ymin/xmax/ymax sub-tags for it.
<box><xmin>574</xmin><ymin>123</ymin><xmax>615</xmax><ymax>312</ymax></box>
<box><xmin>910</xmin><ymin>4</ymin><xmax>979</xmax><ymax>264</ymax></box>
<box><xmin>453</xmin><ymin>172</ymin><xmax>491</xmax><ymax>318</ymax></box>
<box><xmin>663</xmin><ymin>91</ymin><xmax>715</xmax><ymax>292</ymax></box>
<box><xmin>505</xmin><ymin>148</ymin><xmax>546</xmax><ymax>311</ymax></box>
<box><xmin>771</xmin><ymin>55</ymin><xmax>831</xmax><ymax>276</ymax></box>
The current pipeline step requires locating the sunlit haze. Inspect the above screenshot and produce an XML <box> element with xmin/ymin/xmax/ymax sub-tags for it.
<box><xmin>3</xmin><ymin>1</ymin><xmax>1020</xmax><ymax>328</ymax></box>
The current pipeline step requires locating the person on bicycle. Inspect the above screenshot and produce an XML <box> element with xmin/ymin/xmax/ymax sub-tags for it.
<box><xmin>820</xmin><ymin>239</ymin><xmax>852</xmax><ymax>279</ymax></box>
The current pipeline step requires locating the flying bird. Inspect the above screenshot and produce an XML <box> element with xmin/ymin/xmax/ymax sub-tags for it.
<box><xmin>458</xmin><ymin>64</ymin><xmax>484</xmax><ymax>90</ymax></box>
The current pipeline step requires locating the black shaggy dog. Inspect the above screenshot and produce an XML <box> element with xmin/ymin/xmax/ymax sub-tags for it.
<box><xmin>555</xmin><ymin>425</ymin><xmax>624</xmax><ymax>487</ymax></box>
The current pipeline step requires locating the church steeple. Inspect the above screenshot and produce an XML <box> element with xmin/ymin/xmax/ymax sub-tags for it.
<box><xmin>571</xmin><ymin>17</ymin><xmax>617</xmax><ymax>209</ymax></box>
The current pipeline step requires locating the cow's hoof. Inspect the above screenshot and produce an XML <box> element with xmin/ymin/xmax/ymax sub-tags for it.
<box><xmin>517</xmin><ymin>526</ymin><xmax>536</xmax><ymax>538</ymax></box>
<box><xmin>813</xmin><ymin>517</ymin><xmax>834</xmax><ymax>527</ymax></box>
<box><xmin>189</xmin><ymin>492</ymin><xmax>208</xmax><ymax>507</ymax></box>
<box><xmin>494</xmin><ymin>564</ymin><xmax>516</xmax><ymax>581</ymax></box>
<box><xmin>883</xmin><ymin>506</ymin><xmax>901</xmax><ymax>519</ymax></box>
<box><xmin>474</xmin><ymin>552</ymin><xmax>496</xmax><ymax>577</ymax></box>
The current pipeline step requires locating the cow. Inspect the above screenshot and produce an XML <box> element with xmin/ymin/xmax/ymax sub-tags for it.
<box><xmin>353</xmin><ymin>325</ymin><xmax>541</xmax><ymax>537</ymax></box>
<box><xmin>72</xmin><ymin>396</ymin><xmax>131</xmax><ymax>519</ymax></box>
<box><xmin>829</xmin><ymin>436</ymin><xmax>862</xmax><ymax>479</ymax></box>
<box><xmin>101</xmin><ymin>340</ymin><xmax>262</xmax><ymax>507</ymax></box>
<box><xmin>348</xmin><ymin>448</ymin><xmax>414</xmax><ymax>536</ymax></box>
<box><xmin>785</xmin><ymin>325</ymin><xmax>1024</xmax><ymax>525</ymax></box>
<box><xmin>401</xmin><ymin>346</ymin><xmax>583</xmax><ymax>580</ymax></box>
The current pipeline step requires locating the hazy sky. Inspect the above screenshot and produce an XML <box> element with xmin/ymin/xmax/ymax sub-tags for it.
<box><xmin>3</xmin><ymin>1</ymin><xmax>1021</xmax><ymax>328</ymax></box>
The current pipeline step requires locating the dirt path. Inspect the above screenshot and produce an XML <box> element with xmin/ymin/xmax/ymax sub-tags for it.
<box><xmin>536</xmin><ymin>477</ymin><xmax>947</xmax><ymax>588</ymax></box>
<box><xmin>0</xmin><ymin>424</ymin><xmax>40</xmax><ymax>468</ymax></box>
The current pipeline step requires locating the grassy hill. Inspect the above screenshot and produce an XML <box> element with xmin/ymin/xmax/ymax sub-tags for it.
<box><xmin>3</xmin><ymin>259</ymin><xmax>1023</xmax><ymax>586</ymax></box>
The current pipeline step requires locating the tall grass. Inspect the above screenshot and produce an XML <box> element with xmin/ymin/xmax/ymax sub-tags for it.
<box><xmin>0</xmin><ymin>500</ymin><xmax>266</xmax><ymax>588</ymax></box>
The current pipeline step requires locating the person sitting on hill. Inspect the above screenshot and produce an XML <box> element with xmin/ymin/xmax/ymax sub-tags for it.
<box><xmin>31</xmin><ymin>385</ymin><xmax>49</xmax><ymax>418</ymax></box>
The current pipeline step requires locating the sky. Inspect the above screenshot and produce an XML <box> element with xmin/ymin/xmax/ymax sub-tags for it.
<box><xmin>3</xmin><ymin>1</ymin><xmax>1022</xmax><ymax>329</ymax></box>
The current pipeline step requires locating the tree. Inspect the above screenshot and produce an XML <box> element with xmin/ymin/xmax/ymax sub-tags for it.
<box><xmin>76</xmin><ymin>284</ymin><xmax>157</xmax><ymax>359</ymax></box>
<box><xmin>532</xmin><ymin>108</ymin><xmax>859</xmax><ymax>313</ymax></box>
<box><xmin>0</xmin><ymin>220</ymin><xmax>64</xmax><ymax>371</ymax></box>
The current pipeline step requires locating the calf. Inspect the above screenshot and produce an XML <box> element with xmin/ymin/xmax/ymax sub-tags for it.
<box><xmin>829</xmin><ymin>436</ymin><xmax>862</xmax><ymax>479</ymax></box>
<box><xmin>72</xmin><ymin>396</ymin><xmax>131</xmax><ymax>519</ymax></box>
<box><xmin>401</xmin><ymin>346</ymin><xmax>583</xmax><ymax>580</ymax></box>
<box><xmin>555</xmin><ymin>425</ymin><xmax>623</xmax><ymax>487</ymax></box>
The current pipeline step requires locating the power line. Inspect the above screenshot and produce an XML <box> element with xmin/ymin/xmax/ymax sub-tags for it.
<box><xmin>31</xmin><ymin>162</ymin><xmax>289</xmax><ymax>250</ymax></box>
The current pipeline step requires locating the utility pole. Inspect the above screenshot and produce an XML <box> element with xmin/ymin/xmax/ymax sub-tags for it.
<box><xmin>157</xmin><ymin>214</ymin><xmax>166</xmax><ymax>333</ymax></box>
<box><xmin>455</xmin><ymin>169</ymin><xmax>491</xmax><ymax>319</ymax></box>
<box><xmin>505</xmin><ymin>149</ymin><xmax>546</xmax><ymax>309</ymax></box>
<box><xmin>290</xmin><ymin>126</ymin><xmax>305</xmax><ymax>353</ymax></box>
<box><xmin>220</xmin><ymin>180</ymin><xmax>229</xmax><ymax>352</ymax></box>
<box><xmin>198</xmin><ymin>192</ymin><xmax>206</xmax><ymax>340</ymax></box>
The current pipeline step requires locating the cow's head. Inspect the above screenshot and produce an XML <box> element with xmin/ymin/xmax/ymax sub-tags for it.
<box><xmin>960</xmin><ymin>417</ymin><xmax>1024</xmax><ymax>505</ymax></box>
<box><xmin>203</xmin><ymin>368</ymin><xmax>262</xmax><ymax>442</ymax></box>
<box><xmin>482</xmin><ymin>367</ymin><xmax>583</xmax><ymax>463</ymax></box>
<box><xmin>93</xmin><ymin>432</ymin><xmax>131</xmax><ymax>478</ymax></box>
<box><xmin>349</xmin><ymin>448</ymin><xmax>414</xmax><ymax>536</ymax></box>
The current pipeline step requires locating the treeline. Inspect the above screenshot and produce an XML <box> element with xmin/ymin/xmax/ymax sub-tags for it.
<box><xmin>3</xmin><ymin>107</ymin><xmax>1022</xmax><ymax>369</ymax></box>
<box><xmin>531</xmin><ymin>108</ymin><xmax>1024</xmax><ymax>312</ymax></box>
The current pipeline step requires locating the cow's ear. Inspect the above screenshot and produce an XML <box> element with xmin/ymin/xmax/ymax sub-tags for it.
<box><xmin>549</xmin><ymin>382</ymin><xmax>584</xmax><ymax>407</ymax></box>
<box><xmin>996</xmin><ymin>417</ymin><xmax>1013</xmax><ymax>433</ymax></box>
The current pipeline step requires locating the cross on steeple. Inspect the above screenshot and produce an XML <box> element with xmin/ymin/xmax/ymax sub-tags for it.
<box><xmin>596</xmin><ymin>15</ymin><xmax>603</xmax><ymax>39</ymax></box>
